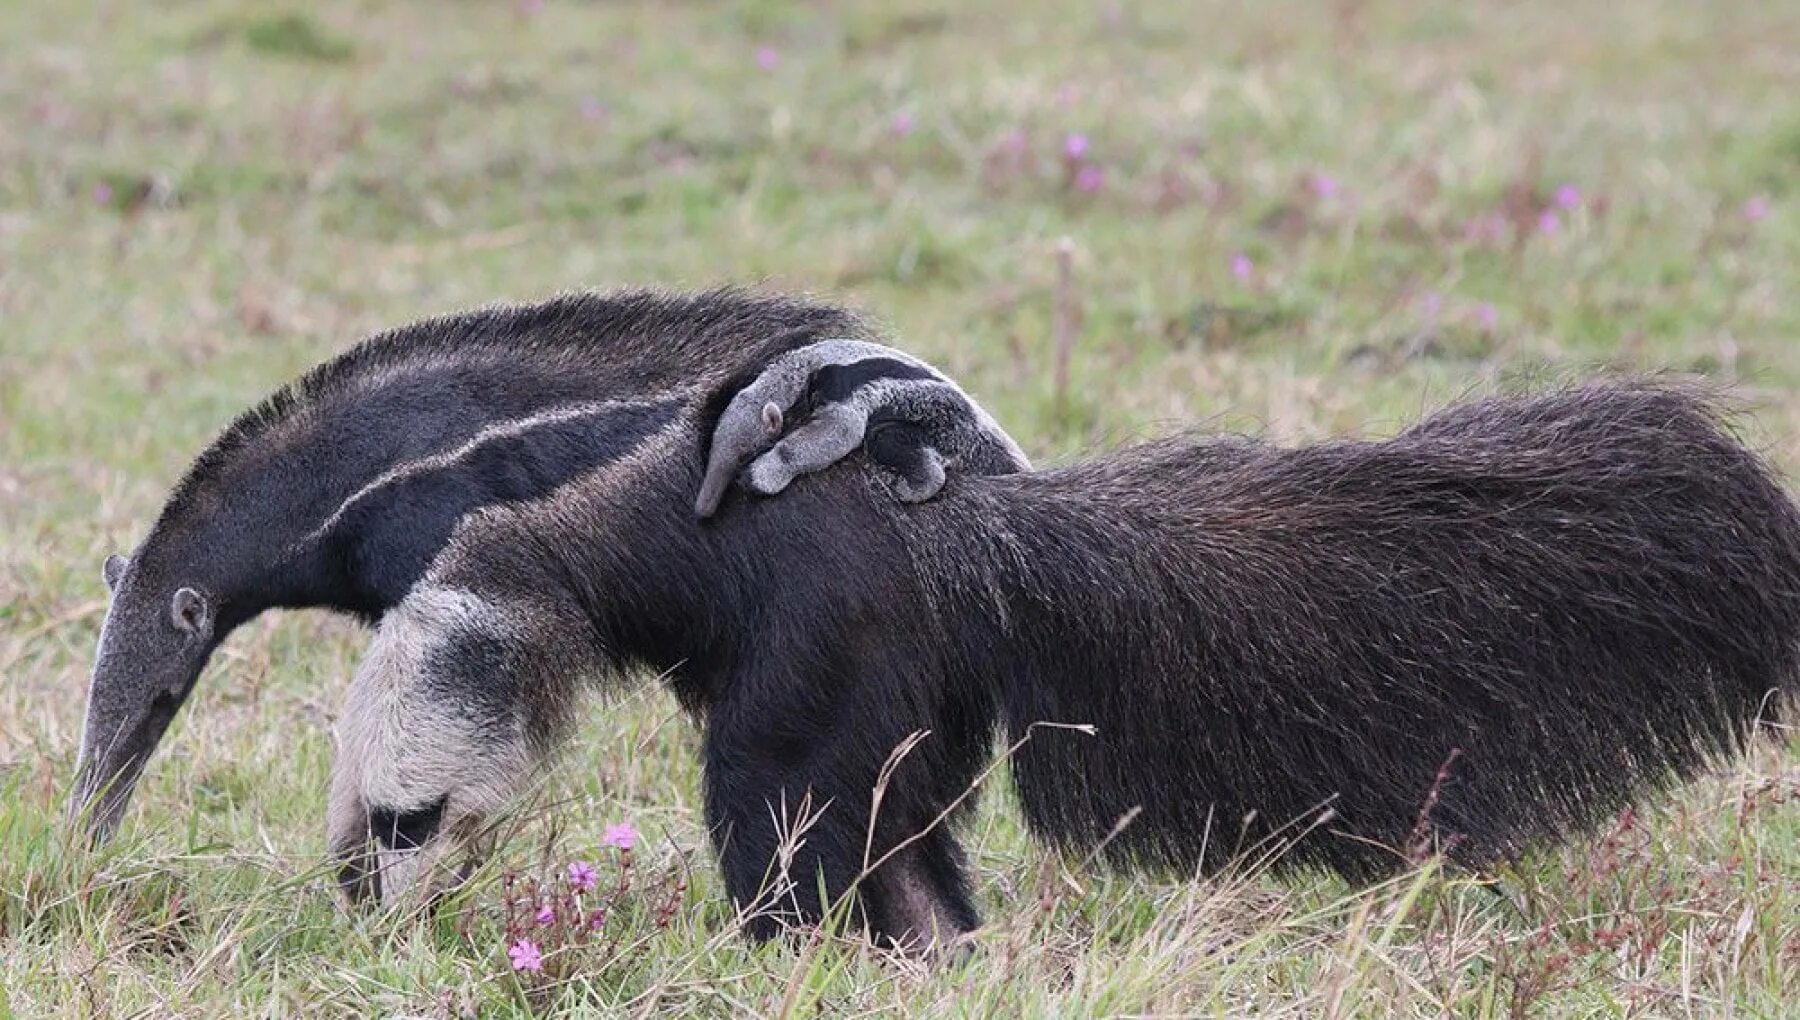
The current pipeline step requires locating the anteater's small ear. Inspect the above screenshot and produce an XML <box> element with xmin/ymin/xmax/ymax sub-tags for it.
<box><xmin>170</xmin><ymin>587</ymin><xmax>212</xmax><ymax>636</ymax></box>
<box><xmin>761</xmin><ymin>401</ymin><xmax>783</xmax><ymax>435</ymax></box>
<box><xmin>102</xmin><ymin>554</ymin><xmax>126</xmax><ymax>591</ymax></box>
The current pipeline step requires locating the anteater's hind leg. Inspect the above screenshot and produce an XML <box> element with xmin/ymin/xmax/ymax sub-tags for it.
<box><xmin>327</xmin><ymin>581</ymin><xmax>594</xmax><ymax>906</ymax></box>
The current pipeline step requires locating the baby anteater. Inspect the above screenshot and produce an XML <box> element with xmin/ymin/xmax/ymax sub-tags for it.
<box><xmin>693</xmin><ymin>339</ymin><xmax>1029</xmax><ymax>517</ymax></box>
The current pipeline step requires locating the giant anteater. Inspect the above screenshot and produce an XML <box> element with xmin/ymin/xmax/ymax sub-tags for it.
<box><xmin>70</xmin><ymin>290</ymin><xmax>1800</xmax><ymax>948</ymax></box>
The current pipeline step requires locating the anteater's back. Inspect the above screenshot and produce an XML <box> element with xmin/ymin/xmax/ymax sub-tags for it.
<box><xmin>919</xmin><ymin>383</ymin><xmax>1800</xmax><ymax>878</ymax></box>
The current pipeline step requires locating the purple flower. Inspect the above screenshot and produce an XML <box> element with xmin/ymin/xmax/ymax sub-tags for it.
<box><xmin>1000</xmin><ymin>129</ymin><xmax>1028</xmax><ymax>155</ymax></box>
<box><xmin>1421</xmin><ymin>290</ymin><xmax>1443</xmax><ymax>317</ymax></box>
<box><xmin>1310</xmin><ymin>173</ymin><xmax>1340</xmax><ymax>199</ymax></box>
<box><xmin>1073</xmin><ymin>164</ymin><xmax>1104</xmax><ymax>193</ymax></box>
<box><xmin>603</xmin><ymin>822</ymin><xmax>638</xmax><ymax>851</ymax></box>
<box><xmin>890</xmin><ymin>111</ymin><xmax>914</xmax><ymax>137</ymax></box>
<box><xmin>1537</xmin><ymin>210</ymin><xmax>1560</xmax><ymax>235</ymax></box>
<box><xmin>1476</xmin><ymin>303</ymin><xmax>1499</xmax><ymax>330</ymax></box>
<box><xmin>508</xmin><ymin>939</ymin><xmax>543</xmax><ymax>973</ymax></box>
<box><xmin>535</xmin><ymin>903</ymin><xmax>556</xmax><ymax>925</ymax></box>
<box><xmin>755</xmin><ymin>46</ymin><xmax>779</xmax><ymax>71</ymax></box>
<box><xmin>1063</xmin><ymin>133</ymin><xmax>1090</xmax><ymax>160</ymax></box>
<box><xmin>578</xmin><ymin>98</ymin><xmax>606</xmax><ymax>124</ymax></box>
<box><xmin>1230</xmin><ymin>252</ymin><xmax>1253</xmax><ymax>282</ymax></box>
<box><xmin>567</xmin><ymin>860</ymin><xmax>597</xmax><ymax>891</ymax></box>
<box><xmin>1744</xmin><ymin>195</ymin><xmax>1771</xmax><ymax>222</ymax></box>
<box><xmin>1554</xmin><ymin>184</ymin><xmax>1581</xmax><ymax>210</ymax></box>
<box><xmin>91</xmin><ymin>183</ymin><xmax>113</xmax><ymax>206</ymax></box>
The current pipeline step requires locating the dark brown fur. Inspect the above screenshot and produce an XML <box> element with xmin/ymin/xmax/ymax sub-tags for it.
<box><xmin>499</xmin><ymin>376</ymin><xmax>1800</xmax><ymax>941</ymax></box>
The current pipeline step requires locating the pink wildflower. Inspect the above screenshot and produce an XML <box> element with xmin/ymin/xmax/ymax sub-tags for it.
<box><xmin>508</xmin><ymin>939</ymin><xmax>543</xmax><ymax>973</ymax></box>
<box><xmin>1554</xmin><ymin>184</ymin><xmax>1581</xmax><ymax>210</ymax></box>
<box><xmin>603</xmin><ymin>822</ymin><xmax>638</xmax><ymax>851</ymax></box>
<box><xmin>1000</xmin><ymin>129</ymin><xmax>1028</xmax><ymax>155</ymax></box>
<box><xmin>1537</xmin><ymin>210</ymin><xmax>1560</xmax><ymax>235</ymax></box>
<box><xmin>578</xmin><ymin>98</ymin><xmax>606</xmax><ymax>124</ymax></box>
<box><xmin>890</xmin><ymin>111</ymin><xmax>914</xmax><ymax>137</ymax></box>
<box><xmin>567</xmin><ymin>860</ymin><xmax>597</xmax><ymax>891</ymax></box>
<box><xmin>755</xmin><ymin>46</ymin><xmax>778</xmax><ymax>71</ymax></box>
<box><xmin>1421</xmin><ymin>290</ymin><xmax>1443</xmax><ymax>317</ymax></box>
<box><xmin>1230</xmin><ymin>252</ymin><xmax>1253</xmax><ymax>282</ymax></box>
<box><xmin>1310</xmin><ymin>173</ymin><xmax>1340</xmax><ymax>199</ymax></box>
<box><xmin>1073</xmin><ymin>164</ymin><xmax>1104</xmax><ymax>193</ymax></box>
<box><xmin>1744</xmin><ymin>195</ymin><xmax>1771</xmax><ymax>222</ymax></box>
<box><xmin>1063</xmin><ymin>133</ymin><xmax>1090</xmax><ymax>160</ymax></box>
<box><xmin>1476</xmin><ymin>303</ymin><xmax>1499</xmax><ymax>330</ymax></box>
<box><xmin>535</xmin><ymin>903</ymin><xmax>555</xmax><ymax>925</ymax></box>
<box><xmin>92</xmin><ymin>183</ymin><xmax>113</xmax><ymax>206</ymax></box>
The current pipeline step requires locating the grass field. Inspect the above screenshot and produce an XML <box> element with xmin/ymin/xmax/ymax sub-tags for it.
<box><xmin>3</xmin><ymin>0</ymin><xmax>1799</xmax><ymax>1015</ymax></box>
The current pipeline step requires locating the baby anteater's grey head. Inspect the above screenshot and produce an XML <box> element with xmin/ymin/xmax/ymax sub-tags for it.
<box><xmin>694</xmin><ymin>340</ymin><xmax>1028</xmax><ymax>516</ymax></box>
<box><xmin>695</xmin><ymin>339</ymin><xmax>900</xmax><ymax>516</ymax></box>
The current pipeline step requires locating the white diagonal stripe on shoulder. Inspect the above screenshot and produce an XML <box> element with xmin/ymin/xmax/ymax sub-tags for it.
<box><xmin>298</xmin><ymin>396</ymin><xmax>674</xmax><ymax>548</ymax></box>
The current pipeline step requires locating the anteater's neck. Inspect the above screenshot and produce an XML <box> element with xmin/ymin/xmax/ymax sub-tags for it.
<box><xmin>151</xmin><ymin>383</ymin><xmax>689</xmax><ymax>632</ymax></box>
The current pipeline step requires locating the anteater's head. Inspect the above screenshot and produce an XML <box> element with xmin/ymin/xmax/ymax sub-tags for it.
<box><xmin>69</xmin><ymin>541</ymin><xmax>226</xmax><ymax>840</ymax></box>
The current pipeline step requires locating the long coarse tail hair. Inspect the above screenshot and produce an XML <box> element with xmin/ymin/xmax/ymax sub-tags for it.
<box><xmin>893</xmin><ymin>381</ymin><xmax>1800</xmax><ymax>878</ymax></box>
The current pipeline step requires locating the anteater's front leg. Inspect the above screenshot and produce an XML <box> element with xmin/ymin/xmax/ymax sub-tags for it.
<box><xmin>744</xmin><ymin>402</ymin><xmax>869</xmax><ymax>497</ymax></box>
<box><xmin>327</xmin><ymin>581</ymin><xmax>592</xmax><ymax>906</ymax></box>
<box><xmin>702</xmin><ymin>675</ymin><xmax>979</xmax><ymax>950</ymax></box>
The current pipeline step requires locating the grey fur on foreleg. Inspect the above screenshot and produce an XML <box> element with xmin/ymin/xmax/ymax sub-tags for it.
<box><xmin>327</xmin><ymin>579</ymin><xmax>593</xmax><ymax>907</ymax></box>
<box><xmin>744</xmin><ymin>402</ymin><xmax>870</xmax><ymax>496</ymax></box>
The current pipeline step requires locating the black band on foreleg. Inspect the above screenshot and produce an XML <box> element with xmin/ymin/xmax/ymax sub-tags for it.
<box><xmin>368</xmin><ymin>794</ymin><xmax>450</xmax><ymax>852</ymax></box>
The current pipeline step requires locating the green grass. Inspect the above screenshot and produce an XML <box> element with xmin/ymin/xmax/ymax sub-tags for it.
<box><xmin>3</xmin><ymin>0</ymin><xmax>1798</xmax><ymax>1014</ymax></box>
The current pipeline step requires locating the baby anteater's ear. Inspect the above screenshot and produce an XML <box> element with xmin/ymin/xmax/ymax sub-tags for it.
<box><xmin>102</xmin><ymin>554</ymin><xmax>127</xmax><ymax>591</ymax></box>
<box><xmin>761</xmin><ymin>401</ymin><xmax>783</xmax><ymax>435</ymax></box>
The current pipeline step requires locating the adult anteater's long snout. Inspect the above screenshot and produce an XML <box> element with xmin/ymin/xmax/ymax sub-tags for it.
<box><xmin>68</xmin><ymin>580</ymin><xmax>211</xmax><ymax>843</ymax></box>
<box><xmin>68</xmin><ymin>685</ymin><xmax>184</xmax><ymax>841</ymax></box>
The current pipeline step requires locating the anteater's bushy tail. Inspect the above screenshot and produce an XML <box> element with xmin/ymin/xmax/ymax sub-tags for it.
<box><xmin>974</xmin><ymin>382</ymin><xmax>1800</xmax><ymax>879</ymax></box>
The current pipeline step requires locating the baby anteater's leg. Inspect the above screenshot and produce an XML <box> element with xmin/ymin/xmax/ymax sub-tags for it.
<box><xmin>864</xmin><ymin>418</ymin><xmax>948</xmax><ymax>503</ymax></box>
<box><xmin>743</xmin><ymin>403</ymin><xmax>870</xmax><ymax>496</ymax></box>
